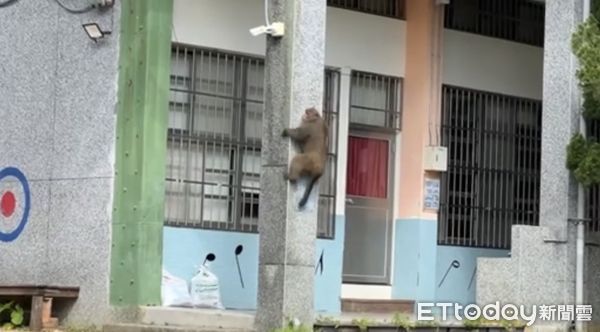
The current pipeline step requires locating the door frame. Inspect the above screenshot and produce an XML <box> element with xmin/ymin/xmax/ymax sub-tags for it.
<box><xmin>342</xmin><ymin>128</ymin><xmax>396</xmax><ymax>285</ymax></box>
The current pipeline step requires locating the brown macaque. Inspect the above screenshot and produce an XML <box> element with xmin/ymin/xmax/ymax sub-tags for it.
<box><xmin>282</xmin><ymin>107</ymin><xmax>328</xmax><ymax>208</ymax></box>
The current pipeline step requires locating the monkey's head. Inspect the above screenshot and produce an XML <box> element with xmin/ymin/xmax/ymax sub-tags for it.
<box><xmin>302</xmin><ymin>107</ymin><xmax>321</xmax><ymax>122</ymax></box>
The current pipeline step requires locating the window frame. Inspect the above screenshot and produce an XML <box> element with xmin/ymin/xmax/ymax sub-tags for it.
<box><xmin>438</xmin><ymin>84</ymin><xmax>542</xmax><ymax>249</ymax></box>
<box><xmin>164</xmin><ymin>44</ymin><xmax>340</xmax><ymax>239</ymax></box>
<box><xmin>327</xmin><ymin>0</ymin><xmax>406</xmax><ymax>20</ymax></box>
<box><xmin>444</xmin><ymin>0</ymin><xmax>545</xmax><ymax>47</ymax></box>
<box><xmin>348</xmin><ymin>70</ymin><xmax>403</xmax><ymax>132</ymax></box>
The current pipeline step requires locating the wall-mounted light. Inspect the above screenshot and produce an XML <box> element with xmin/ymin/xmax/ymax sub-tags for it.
<box><xmin>82</xmin><ymin>23</ymin><xmax>111</xmax><ymax>42</ymax></box>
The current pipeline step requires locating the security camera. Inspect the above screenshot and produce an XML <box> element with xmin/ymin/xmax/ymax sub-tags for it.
<box><xmin>250</xmin><ymin>26</ymin><xmax>268</xmax><ymax>36</ymax></box>
<box><xmin>249</xmin><ymin>22</ymin><xmax>285</xmax><ymax>37</ymax></box>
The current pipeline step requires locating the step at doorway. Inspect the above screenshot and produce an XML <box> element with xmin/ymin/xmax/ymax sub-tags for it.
<box><xmin>341</xmin><ymin>298</ymin><xmax>415</xmax><ymax>314</ymax></box>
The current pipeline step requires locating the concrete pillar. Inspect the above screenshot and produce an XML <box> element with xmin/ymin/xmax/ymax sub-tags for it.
<box><xmin>255</xmin><ymin>0</ymin><xmax>326</xmax><ymax>330</ymax></box>
<box><xmin>398</xmin><ymin>0</ymin><xmax>443</xmax><ymax>220</ymax></box>
<box><xmin>392</xmin><ymin>0</ymin><xmax>443</xmax><ymax>303</ymax></box>
<box><xmin>477</xmin><ymin>1</ymin><xmax>584</xmax><ymax>329</ymax></box>
<box><xmin>540</xmin><ymin>0</ymin><xmax>582</xmax><ymax>237</ymax></box>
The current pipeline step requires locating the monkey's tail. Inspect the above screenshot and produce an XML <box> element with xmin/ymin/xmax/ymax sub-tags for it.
<box><xmin>298</xmin><ymin>174</ymin><xmax>322</xmax><ymax>208</ymax></box>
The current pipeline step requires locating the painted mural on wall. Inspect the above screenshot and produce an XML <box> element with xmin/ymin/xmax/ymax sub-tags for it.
<box><xmin>437</xmin><ymin>259</ymin><xmax>477</xmax><ymax>294</ymax></box>
<box><xmin>438</xmin><ymin>259</ymin><xmax>461</xmax><ymax>288</ymax></box>
<box><xmin>163</xmin><ymin>217</ymin><xmax>345</xmax><ymax>313</ymax></box>
<box><xmin>200</xmin><ymin>246</ymin><xmax>325</xmax><ymax>290</ymax></box>
<box><xmin>435</xmin><ymin>246</ymin><xmax>509</xmax><ymax>305</ymax></box>
<box><xmin>163</xmin><ymin>228</ymin><xmax>258</xmax><ymax>310</ymax></box>
<box><xmin>315</xmin><ymin>249</ymin><xmax>324</xmax><ymax>275</ymax></box>
<box><xmin>0</xmin><ymin>167</ymin><xmax>31</xmax><ymax>242</ymax></box>
<box><xmin>200</xmin><ymin>244</ymin><xmax>246</xmax><ymax>289</ymax></box>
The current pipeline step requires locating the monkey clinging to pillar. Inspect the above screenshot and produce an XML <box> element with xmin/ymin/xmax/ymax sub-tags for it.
<box><xmin>282</xmin><ymin>107</ymin><xmax>329</xmax><ymax>209</ymax></box>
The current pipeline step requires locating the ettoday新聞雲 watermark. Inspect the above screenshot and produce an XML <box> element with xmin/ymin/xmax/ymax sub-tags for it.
<box><xmin>417</xmin><ymin>302</ymin><xmax>593</xmax><ymax>326</ymax></box>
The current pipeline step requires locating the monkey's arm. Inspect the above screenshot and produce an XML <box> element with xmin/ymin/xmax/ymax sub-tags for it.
<box><xmin>282</xmin><ymin>127</ymin><xmax>309</xmax><ymax>142</ymax></box>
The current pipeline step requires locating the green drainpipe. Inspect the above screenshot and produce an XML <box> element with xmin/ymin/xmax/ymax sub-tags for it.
<box><xmin>110</xmin><ymin>0</ymin><xmax>173</xmax><ymax>306</ymax></box>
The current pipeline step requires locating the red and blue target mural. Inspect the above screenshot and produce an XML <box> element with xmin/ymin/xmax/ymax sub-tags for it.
<box><xmin>0</xmin><ymin>167</ymin><xmax>31</xmax><ymax>242</ymax></box>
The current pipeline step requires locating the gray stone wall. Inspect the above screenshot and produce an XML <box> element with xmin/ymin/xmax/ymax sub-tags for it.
<box><xmin>477</xmin><ymin>0</ymin><xmax>600</xmax><ymax>329</ymax></box>
<box><xmin>477</xmin><ymin>226</ymin><xmax>577</xmax><ymax>326</ymax></box>
<box><xmin>0</xmin><ymin>0</ymin><xmax>120</xmax><ymax>325</ymax></box>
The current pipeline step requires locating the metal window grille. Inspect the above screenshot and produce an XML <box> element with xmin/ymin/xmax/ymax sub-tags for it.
<box><xmin>327</xmin><ymin>0</ymin><xmax>405</xmax><ymax>20</ymax></box>
<box><xmin>349</xmin><ymin>71</ymin><xmax>402</xmax><ymax>130</ymax></box>
<box><xmin>444</xmin><ymin>0</ymin><xmax>545</xmax><ymax>47</ymax></box>
<box><xmin>319</xmin><ymin>69</ymin><xmax>341</xmax><ymax>238</ymax></box>
<box><xmin>438</xmin><ymin>85</ymin><xmax>542</xmax><ymax>249</ymax></box>
<box><xmin>584</xmin><ymin>121</ymin><xmax>600</xmax><ymax>233</ymax></box>
<box><xmin>164</xmin><ymin>44</ymin><xmax>340</xmax><ymax>239</ymax></box>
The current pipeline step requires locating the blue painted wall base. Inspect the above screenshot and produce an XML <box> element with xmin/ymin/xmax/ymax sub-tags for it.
<box><xmin>392</xmin><ymin>218</ymin><xmax>438</xmax><ymax>303</ymax></box>
<box><xmin>163</xmin><ymin>216</ymin><xmax>507</xmax><ymax>314</ymax></box>
<box><xmin>391</xmin><ymin>218</ymin><xmax>509</xmax><ymax>311</ymax></box>
<box><xmin>162</xmin><ymin>216</ymin><xmax>345</xmax><ymax>313</ymax></box>
<box><xmin>435</xmin><ymin>245</ymin><xmax>508</xmax><ymax>305</ymax></box>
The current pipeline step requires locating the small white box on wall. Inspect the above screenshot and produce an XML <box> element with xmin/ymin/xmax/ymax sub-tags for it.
<box><xmin>424</xmin><ymin>146</ymin><xmax>447</xmax><ymax>172</ymax></box>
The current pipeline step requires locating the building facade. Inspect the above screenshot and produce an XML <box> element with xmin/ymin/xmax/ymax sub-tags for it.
<box><xmin>0</xmin><ymin>0</ymin><xmax>598</xmax><ymax>329</ymax></box>
<box><xmin>162</xmin><ymin>0</ymin><xmax>546</xmax><ymax>313</ymax></box>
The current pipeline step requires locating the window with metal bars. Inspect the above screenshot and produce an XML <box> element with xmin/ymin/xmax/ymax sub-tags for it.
<box><xmin>444</xmin><ymin>0</ymin><xmax>545</xmax><ymax>47</ymax></box>
<box><xmin>327</xmin><ymin>0</ymin><xmax>405</xmax><ymax>20</ymax></box>
<box><xmin>350</xmin><ymin>71</ymin><xmax>402</xmax><ymax>130</ymax></box>
<box><xmin>438</xmin><ymin>85</ymin><xmax>542</xmax><ymax>249</ymax></box>
<box><xmin>584</xmin><ymin>121</ymin><xmax>600</xmax><ymax>233</ymax></box>
<box><xmin>164</xmin><ymin>44</ymin><xmax>340</xmax><ymax>239</ymax></box>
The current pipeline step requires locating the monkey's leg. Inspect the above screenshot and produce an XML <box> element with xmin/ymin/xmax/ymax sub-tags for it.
<box><xmin>286</xmin><ymin>154</ymin><xmax>310</xmax><ymax>183</ymax></box>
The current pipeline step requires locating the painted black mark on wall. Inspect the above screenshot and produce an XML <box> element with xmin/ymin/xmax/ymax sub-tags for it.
<box><xmin>467</xmin><ymin>267</ymin><xmax>476</xmax><ymax>290</ymax></box>
<box><xmin>315</xmin><ymin>249</ymin><xmax>324</xmax><ymax>275</ymax></box>
<box><xmin>201</xmin><ymin>245</ymin><xmax>246</xmax><ymax>288</ymax></box>
<box><xmin>438</xmin><ymin>259</ymin><xmax>460</xmax><ymax>288</ymax></box>
<box><xmin>203</xmin><ymin>253</ymin><xmax>216</xmax><ymax>265</ymax></box>
<box><xmin>235</xmin><ymin>244</ymin><xmax>245</xmax><ymax>288</ymax></box>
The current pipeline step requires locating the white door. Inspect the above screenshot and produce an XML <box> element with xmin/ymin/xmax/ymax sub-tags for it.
<box><xmin>342</xmin><ymin>131</ymin><xmax>394</xmax><ymax>284</ymax></box>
